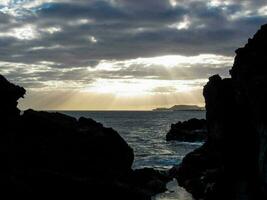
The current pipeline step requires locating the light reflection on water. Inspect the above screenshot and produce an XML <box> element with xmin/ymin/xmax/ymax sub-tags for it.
<box><xmin>153</xmin><ymin>180</ymin><xmax>194</xmax><ymax>200</ymax></box>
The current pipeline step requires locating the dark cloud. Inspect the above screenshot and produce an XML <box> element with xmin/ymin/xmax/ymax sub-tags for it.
<box><xmin>0</xmin><ymin>12</ymin><xmax>11</xmax><ymax>24</ymax></box>
<box><xmin>0</xmin><ymin>0</ymin><xmax>266</xmax><ymax>89</ymax></box>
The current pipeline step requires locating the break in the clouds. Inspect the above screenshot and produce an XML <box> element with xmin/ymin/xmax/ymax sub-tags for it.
<box><xmin>0</xmin><ymin>0</ymin><xmax>266</xmax><ymax>110</ymax></box>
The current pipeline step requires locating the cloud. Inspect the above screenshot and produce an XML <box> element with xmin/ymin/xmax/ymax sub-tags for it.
<box><xmin>0</xmin><ymin>54</ymin><xmax>231</xmax><ymax>93</ymax></box>
<box><xmin>85</xmin><ymin>54</ymin><xmax>232</xmax><ymax>81</ymax></box>
<box><xmin>151</xmin><ymin>86</ymin><xmax>179</xmax><ymax>93</ymax></box>
<box><xmin>0</xmin><ymin>0</ymin><xmax>266</xmax><ymax>109</ymax></box>
<box><xmin>0</xmin><ymin>0</ymin><xmax>265</xmax><ymax>65</ymax></box>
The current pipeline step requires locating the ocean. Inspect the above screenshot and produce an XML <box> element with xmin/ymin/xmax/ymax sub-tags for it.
<box><xmin>61</xmin><ymin>110</ymin><xmax>205</xmax><ymax>169</ymax></box>
<box><xmin>60</xmin><ymin>110</ymin><xmax>205</xmax><ymax>200</ymax></box>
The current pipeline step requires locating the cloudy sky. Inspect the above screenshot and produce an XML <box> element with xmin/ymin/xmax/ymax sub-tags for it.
<box><xmin>0</xmin><ymin>0</ymin><xmax>266</xmax><ymax>110</ymax></box>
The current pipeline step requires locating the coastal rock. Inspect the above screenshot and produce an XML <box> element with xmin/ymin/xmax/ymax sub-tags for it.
<box><xmin>173</xmin><ymin>24</ymin><xmax>267</xmax><ymax>200</ymax></box>
<box><xmin>230</xmin><ymin>23</ymin><xmax>267</xmax><ymax>199</ymax></box>
<box><xmin>128</xmin><ymin>168</ymin><xmax>172</xmax><ymax>196</ymax></box>
<box><xmin>0</xmin><ymin>74</ymin><xmax>25</xmax><ymax>120</ymax></box>
<box><xmin>16</xmin><ymin>109</ymin><xmax>134</xmax><ymax>177</ymax></box>
<box><xmin>166</xmin><ymin>118</ymin><xmax>207</xmax><ymax>142</ymax></box>
<box><xmin>0</xmin><ymin>75</ymin><xmax>169</xmax><ymax>199</ymax></box>
<box><xmin>0</xmin><ymin>75</ymin><xmax>26</xmax><ymax>188</ymax></box>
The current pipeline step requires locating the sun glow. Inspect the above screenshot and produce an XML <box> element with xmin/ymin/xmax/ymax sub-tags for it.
<box><xmin>4</xmin><ymin>53</ymin><xmax>231</xmax><ymax>110</ymax></box>
<box><xmin>169</xmin><ymin>0</ymin><xmax>177</xmax><ymax>7</ymax></box>
<box><xmin>84</xmin><ymin>78</ymin><xmax>205</xmax><ymax>98</ymax></box>
<box><xmin>94</xmin><ymin>54</ymin><xmax>233</xmax><ymax>68</ymax></box>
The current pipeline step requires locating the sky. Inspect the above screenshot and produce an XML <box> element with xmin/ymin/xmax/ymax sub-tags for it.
<box><xmin>0</xmin><ymin>0</ymin><xmax>266</xmax><ymax>110</ymax></box>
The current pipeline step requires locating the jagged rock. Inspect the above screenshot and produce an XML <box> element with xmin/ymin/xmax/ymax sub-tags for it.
<box><xmin>125</xmin><ymin>168</ymin><xmax>172</xmax><ymax>197</ymax></box>
<box><xmin>230</xmin><ymin>24</ymin><xmax>267</xmax><ymax>199</ymax></box>
<box><xmin>0</xmin><ymin>74</ymin><xmax>25</xmax><ymax>120</ymax></box>
<box><xmin>173</xmin><ymin>24</ymin><xmax>267</xmax><ymax>200</ymax></box>
<box><xmin>0</xmin><ymin>75</ymin><xmax>26</xmax><ymax>189</ymax></box>
<box><xmin>166</xmin><ymin>118</ymin><xmax>207</xmax><ymax>142</ymax></box>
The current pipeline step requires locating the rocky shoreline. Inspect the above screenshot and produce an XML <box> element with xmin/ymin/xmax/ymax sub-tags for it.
<box><xmin>1</xmin><ymin>74</ymin><xmax>172</xmax><ymax>199</ymax></box>
<box><xmin>2</xmin><ymin>23</ymin><xmax>267</xmax><ymax>200</ymax></box>
<box><xmin>170</xmin><ymin>24</ymin><xmax>267</xmax><ymax>200</ymax></box>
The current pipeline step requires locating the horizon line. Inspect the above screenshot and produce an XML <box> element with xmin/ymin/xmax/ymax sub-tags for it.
<box><xmin>22</xmin><ymin>109</ymin><xmax>206</xmax><ymax>112</ymax></box>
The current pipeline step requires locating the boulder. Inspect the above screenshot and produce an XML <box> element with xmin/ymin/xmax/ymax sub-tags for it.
<box><xmin>14</xmin><ymin>109</ymin><xmax>134</xmax><ymax>178</ymax></box>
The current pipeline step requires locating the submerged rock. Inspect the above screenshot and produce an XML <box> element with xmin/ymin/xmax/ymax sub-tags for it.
<box><xmin>172</xmin><ymin>24</ymin><xmax>267</xmax><ymax>200</ymax></box>
<box><xmin>166</xmin><ymin>118</ymin><xmax>207</xmax><ymax>142</ymax></box>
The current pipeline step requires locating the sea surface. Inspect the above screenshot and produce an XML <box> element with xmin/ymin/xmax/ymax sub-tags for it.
<box><xmin>60</xmin><ymin>110</ymin><xmax>205</xmax><ymax>200</ymax></box>
<box><xmin>61</xmin><ymin>110</ymin><xmax>205</xmax><ymax>169</ymax></box>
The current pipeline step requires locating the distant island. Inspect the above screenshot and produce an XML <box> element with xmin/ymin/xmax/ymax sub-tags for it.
<box><xmin>152</xmin><ymin>105</ymin><xmax>205</xmax><ymax>111</ymax></box>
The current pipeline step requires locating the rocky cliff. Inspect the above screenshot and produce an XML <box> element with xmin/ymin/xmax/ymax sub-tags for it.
<box><xmin>172</xmin><ymin>24</ymin><xmax>267</xmax><ymax>200</ymax></box>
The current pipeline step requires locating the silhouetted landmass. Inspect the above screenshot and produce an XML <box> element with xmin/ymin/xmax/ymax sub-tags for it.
<box><xmin>170</xmin><ymin>105</ymin><xmax>204</xmax><ymax>111</ymax></box>
<box><xmin>166</xmin><ymin>118</ymin><xmax>207</xmax><ymax>142</ymax></box>
<box><xmin>169</xmin><ymin>24</ymin><xmax>267</xmax><ymax>200</ymax></box>
<box><xmin>0</xmin><ymin>74</ymin><xmax>171</xmax><ymax>199</ymax></box>
<box><xmin>153</xmin><ymin>105</ymin><xmax>204</xmax><ymax>111</ymax></box>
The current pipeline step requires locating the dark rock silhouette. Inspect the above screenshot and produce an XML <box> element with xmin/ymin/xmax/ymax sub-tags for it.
<box><xmin>0</xmin><ymin>74</ymin><xmax>25</xmax><ymax>119</ymax></box>
<box><xmin>1</xmin><ymin>75</ymin><xmax>171</xmax><ymax>199</ymax></box>
<box><xmin>0</xmin><ymin>74</ymin><xmax>26</xmax><ymax>192</ymax></box>
<box><xmin>166</xmin><ymin>118</ymin><xmax>207</xmax><ymax>142</ymax></box>
<box><xmin>171</xmin><ymin>24</ymin><xmax>267</xmax><ymax>200</ymax></box>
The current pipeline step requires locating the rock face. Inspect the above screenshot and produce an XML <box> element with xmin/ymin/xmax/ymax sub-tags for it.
<box><xmin>0</xmin><ymin>74</ymin><xmax>26</xmax><ymax>189</ymax></box>
<box><xmin>166</xmin><ymin>118</ymin><xmax>207</xmax><ymax>142</ymax></box>
<box><xmin>0</xmin><ymin>74</ymin><xmax>25</xmax><ymax>120</ymax></box>
<box><xmin>1</xmin><ymin>75</ymin><xmax>170</xmax><ymax>199</ymax></box>
<box><xmin>173</xmin><ymin>24</ymin><xmax>267</xmax><ymax>200</ymax></box>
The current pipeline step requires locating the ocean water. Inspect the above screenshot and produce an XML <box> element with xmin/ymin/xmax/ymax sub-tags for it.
<box><xmin>61</xmin><ymin>110</ymin><xmax>205</xmax><ymax>169</ymax></box>
<box><xmin>61</xmin><ymin>110</ymin><xmax>205</xmax><ymax>200</ymax></box>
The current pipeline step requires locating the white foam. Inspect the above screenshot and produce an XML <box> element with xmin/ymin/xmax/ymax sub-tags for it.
<box><xmin>152</xmin><ymin>179</ymin><xmax>194</xmax><ymax>200</ymax></box>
